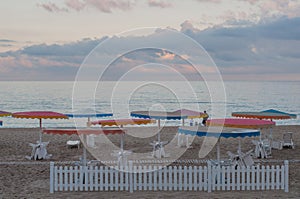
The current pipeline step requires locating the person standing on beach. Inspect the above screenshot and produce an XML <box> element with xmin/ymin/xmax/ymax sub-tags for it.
<box><xmin>202</xmin><ymin>111</ymin><xmax>209</xmax><ymax>126</ymax></box>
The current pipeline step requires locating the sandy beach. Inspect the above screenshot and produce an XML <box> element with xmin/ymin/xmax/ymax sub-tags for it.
<box><xmin>0</xmin><ymin>125</ymin><xmax>300</xmax><ymax>198</ymax></box>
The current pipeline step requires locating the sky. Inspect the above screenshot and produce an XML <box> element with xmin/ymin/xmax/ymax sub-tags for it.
<box><xmin>0</xmin><ymin>0</ymin><xmax>300</xmax><ymax>81</ymax></box>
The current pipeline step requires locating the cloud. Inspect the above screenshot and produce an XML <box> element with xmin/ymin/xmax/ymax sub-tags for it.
<box><xmin>65</xmin><ymin>0</ymin><xmax>86</xmax><ymax>11</ymax></box>
<box><xmin>37</xmin><ymin>2</ymin><xmax>68</xmax><ymax>12</ymax></box>
<box><xmin>0</xmin><ymin>39</ymin><xmax>15</xmax><ymax>43</ymax></box>
<box><xmin>195</xmin><ymin>0</ymin><xmax>222</xmax><ymax>3</ymax></box>
<box><xmin>83</xmin><ymin>0</ymin><xmax>134</xmax><ymax>13</ymax></box>
<box><xmin>148</xmin><ymin>0</ymin><xmax>172</xmax><ymax>8</ymax></box>
<box><xmin>155</xmin><ymin>50</ymin><xmax>175</xmax><ymax>60</ymax></box>
<box><xmin>237</xmin><ymin>0</ymin><xmax>260</xmax><ymax>5</ymax></box>
<box><xmin>0</xmin><ymin>39</ymin><xmax>16</xmax><ymax>49</ymax></box>
<box><xmin>180</xmin><ymin>20</ymin><xmax>200</xmax><ymax>33</ymax></box>
<box><xmin>38</xmin><ymin>0</ymin><xmax>136</xmax><ymax>13</ymax></box>
<box><xmin>0</xmin><ymin>37</ymin><xmax>106</xmax><ymax>80</ymax></box>
<box><xmin>1</xmin><ymin>16</ymin><xmax>300</xmax><ymax>80</ymax></box>
<box><xmin>181</xmin><ymin>16</ymin><xmax>300</xmax><ymax>78</ymax></box>
<box><xmin>257</xmin><ymin>0</ymin><xmax>300</xmax><ymax>18</ymax></box>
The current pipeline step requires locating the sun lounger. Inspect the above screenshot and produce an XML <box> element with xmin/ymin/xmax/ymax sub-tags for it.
<box><xmin>272</xmin><ymin>140</ymin><xmax>283</xmax><ymax>150</ymax></box>
<box><xmin>238</xmin><ymin>149</ymin><xmax>255</xmax><ymax>167</ymax></box>
<box><xmin>67</xmin><ymin>140</ymin><xmax>81</xmax><ymax>149</ymax></box>
<box><xmin>227</xmin><ymin>151</ymin><xmax>244</xmax><ymax>167</ymax></box>
<box><xmin>283</xmin><ymin>132</ymin><xmax>295</xmax><ymax>149</ymax></box>
<box><xmin>26</xmin><ymin>141</ymin><xmax>52</xmax><ymax>160</ymax></box>
<box><xmin>111</xmin><ymin>150</ymin><xmax>132</xmax><ymax>167</ymax></box>
<box><xmin>87</xmin><ymin>135</ymin><xmax>95</xmax><ymax>148</ymax></box>
<box><xmin>252</xmin><ymin>139</ymin><xmax>271</xmax><ymax>158</ymax></box>
<box><xmin>177</xmin><ymin>133</ymin><xmax>192</xmax><ymax>148</ymax></box>
<box><xmin>150</xmin><ymin>140</ymin><xmax>169</xmax><ymax>158</ymax></box>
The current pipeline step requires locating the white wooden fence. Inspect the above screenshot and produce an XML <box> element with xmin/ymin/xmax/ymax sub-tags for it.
<box><xmin>49</xmin><ymin>161</ymin><xmax>289</xmax><ymax>193</ymax></box>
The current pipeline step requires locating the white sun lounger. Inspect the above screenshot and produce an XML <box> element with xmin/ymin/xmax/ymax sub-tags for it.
<box><xmin>283</xmin><ymin>132</ymin><xmax>295</xmax><ymax>149</ymax></box>
<box><xmin>66</xmin><ymin>140</ymin><xmax>81</xmax><ymax>149</ymax></box>
<box><xmin>26</xmin><ymin>141</ymin><xmax>52</xmax><ymax>160</ymax></box>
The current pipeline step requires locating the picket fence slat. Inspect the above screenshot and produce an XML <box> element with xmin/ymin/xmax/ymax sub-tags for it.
<box><xmin>49</xmin><ymin>161</ymin><xmax>289</xmax><ymax>193</ymax></box>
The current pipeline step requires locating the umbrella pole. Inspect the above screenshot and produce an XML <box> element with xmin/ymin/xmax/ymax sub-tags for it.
<box><xmin>259</xmin><ymin>128</ymin><xmax>262</xmax><ymax>141</ymax></box>
<box><xmin>158</xmin><ymin>119</ymin><xmax>161</xmax><ymax>143</ymax></box>
<box><xmin>238</xmin><ymin>138</ymin><xmax>241</xmax><ymax>153</ymax></box>
<box><xmin>83</xmin><ymin>147</ymin><xmax>87</xmax><ymax>166</ymax></box>
<box><xmin>120</xmin><ymin>133</ymin><xmax>124</xmax><ymax>152</ymax></box>
<box><xmin>182</xmin><ymin>119</ymin><xmax>185</xmax><ymax>126</ymax></box>
<box><xmin>39</xmin><ymin>119</ymin><xmax>42</xmax><ymax>143</ymax></box>
<box><xmin>82</xmin><ymin>135</ymin><xmax>87</xmax><ymax>166</ymax></box>
<box><xmin>217</xmin><ymin>138</ymin><xmax>220</xmax><ymax>163</ymax></box>
<box><xmin>39</xmin><ymin>130</ymin><xmax>42</xmax><ymax>143</ymax></box>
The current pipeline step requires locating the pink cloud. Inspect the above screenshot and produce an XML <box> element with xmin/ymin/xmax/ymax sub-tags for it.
<box><xmin>65</xmin><ymin>0</ymin><xmax>86</xmax><ymax>11</ymax></box>
<box><xmin>38</xmin><ymin>0</ymin><xmax>135</xmax><ymax>13</ymax></box>
<box><xmin>37</xmin><ymin>3</ymin><xmax>68</xmax><ymax>12</ymax></box>
<box><xmin>18</xmin><ymin>55</ymin><xmax>34</xmax><ymax>68</ymax></box>
<box><xmin>36</xmin><ymin>57</ymin><xmax>74</xmax><ymax>67</ymax></box>
<box><xmin>148</xmin><ymin>0</ymin><xmax>172</xmax><ymax>8</ymax></box>
<box><xmin>237</xmin><ymin>0</ymin><xmax>260</xmax><ymax>5</ymax></box>
<box><xmin>121</xmin><ymin>56</ymin><xmax>135</xmax><ymax>62</ymax></box>
<box><xmin>0</xmin><ymin>56</ymin><xmax>17</xmax><ymax>72</ymax></box>
<box><xmin>84</xmin><ymin>0</ymin><xmax>134</xmax><ymax>13</ymax></box>
<box><xmin>155</xmin><ymin>50</ymin><xmax>175</xmax><ymax>60</ymax></box>
<box><xmin>195</xmin><ymin>0</ymin><xmax>222</xmax><ymax>3</ymax></box>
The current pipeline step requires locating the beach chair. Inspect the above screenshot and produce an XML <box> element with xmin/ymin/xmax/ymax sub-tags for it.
<box><xmin>252</xmin><ymin>140</ymin><xmax>260</xmax><ymax>158</ymax></box>
<box><xmin>150</xmin><ymin>140</ymin><xmax>169</xmax><ymax>158</ymax></box>
<box><xmin>111</xmin><ymin>150</ymin><xmax>132</xmax><ymax>168</ymax></box>
<box><xmin>87</xmin><ymin>135</ymin><xmax>96</xmax><ymax>148</ymax></box>
<box><xmin>26</xmin><ymin>141</ymin><xmax>51</xmax><ymax>160</ymax></box>
<box><xmin>227</xmin><ymin>151</ymin><xmax>244</xmax><ymax>167</ymax></box>
<box><xmin>262</xmin><ymin>139</ymin><xmax>272</xmax><ymax>157</ymax></box>
<box><xmin>252</xmin><ymin>139</ymin><xmax>271</xmax><ymax>158</ymax></box>
<box><xmin>283</xmin><ymin>132</ymin><xmax>295</xmax><ymax>149</ymax></box>
<box><xmin>271</xmin><ymin>140</ymin><xmax>283</xmax><ymax>150</ymax></box>
<box><xmin>67</xmin><ymin>140</ymin><xmax>81</xmax><ymax>149</ymax></box>
<box><xmin>239</xmin><ymin>150</ymin><xmax>255</xmax><ymax>167</ymax></box>
<box><xmin>177</xmin><ymin>133</ymin><xmax>184</xmax><ymax>147</ymax></box>
<box><xmin>177</xmin><ymin>133</ymin><xmax>192</xmax><ymax>148</ymax></box>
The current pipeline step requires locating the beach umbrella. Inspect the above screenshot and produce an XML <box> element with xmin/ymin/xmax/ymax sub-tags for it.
<box><xmin>207</xmin><ymin>118</ymin><xmax>275</xmax><ymax>129</ymax></box>
<box><xmin>12</xmin><ymin>111</ymin><xmax>69</xmax><ymax>142</ymax></box>
<box><xmin>173</xmin><ymin>109</ymin><xmax>206</xmax><ymax>119</ymax></box>
<box><xmin>131</xmin><ymin>109</ymin><xmax>205</xmax><ymax>127</ymax></box>
<box><xmin>12</xmin><ymin>111</ymin><xmax>69</xmax><ymax>128</ymax></box>
<box><xmin>232</xmin><ymin>109</ymin><xmax>297</xmax><ymax>120</ymax></box>
<box><xmin>43</xmin><ymin>128</ymin><xmax>125</xmax><ymax>166</ymax></box>
<box><xmin>90</xmin><ymin>118</ymin><xmax>156</xmax><ymax>127</ymax></box>
<box><xmin>0</xmin><ymin>111</ymin><xmax>12</xmax><ymax>126</ymax></box>
<box><xmin>0</xmin><ymin>111</ymin><xmax>11</xmax><ymax>117</ymax></box>
<box><xmin>178</xmin><ymin>126</ymin><xmax>260</xmax><ymax>162</ymax></box>
<box><xmin>65</xmin><ymin>113</ymin><xmax>113</xmax><ymax>123</ymax></box>
<box><xmin>207</xmin><ymin>118</ymin><xmax>275</xmax><ymax>146</ymax></box>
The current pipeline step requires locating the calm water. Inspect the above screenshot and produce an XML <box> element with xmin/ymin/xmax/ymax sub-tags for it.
<box><xmin>0</xmin><ymin>81</ymin><xmax>299</xmax><ymax>127</ymax></box>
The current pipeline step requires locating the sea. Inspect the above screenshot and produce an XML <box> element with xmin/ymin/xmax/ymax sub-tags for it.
<box><xmin>0</xmin><ymin>81</ymin><xmax>299</xmax><ymax>128</ymax></box>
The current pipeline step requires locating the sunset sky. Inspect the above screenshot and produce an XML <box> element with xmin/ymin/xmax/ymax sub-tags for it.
<box><xmin>1</xmin><ymin>0</ymin><xmax>300</xmax><ymax>81</ymax></box>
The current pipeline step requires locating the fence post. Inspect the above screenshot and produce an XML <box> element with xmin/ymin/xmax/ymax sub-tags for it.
<box><xmin>207</xmin><ymin>161</ymin><xmax>212</xmax><ymax>193</ymax></box>
<box><xmin>129</xmin><ymin>161</ymin><xmax>133</xmax><ymax>193</ymax></box>
<box><xmin>284</xmin><ymin>160</ymin><xmax>289</xmax><ymax>192</ymax></box>
<box><xmin>49</xmin><ymin>162</ymin><xmax>54</xmax><ymax>193</ymax></box>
